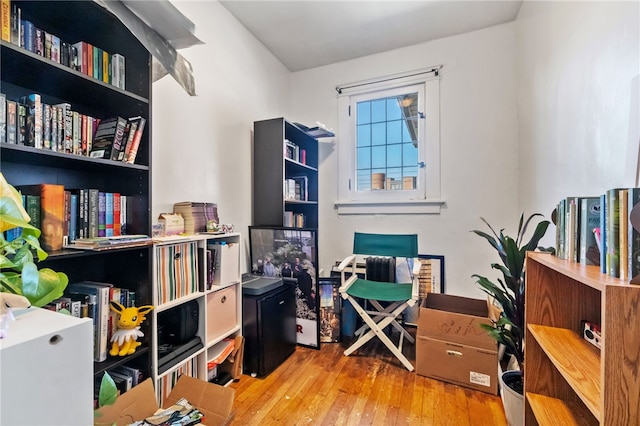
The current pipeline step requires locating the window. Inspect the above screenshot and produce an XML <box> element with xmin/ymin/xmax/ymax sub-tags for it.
<box><xmin>336</xmin><ymin>70</ymin><xmax>442</xmax><ymax>214</ymax></box>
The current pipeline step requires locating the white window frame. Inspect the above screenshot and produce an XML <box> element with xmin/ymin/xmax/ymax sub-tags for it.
<box><xmin>335</xmin><ymin>69</ymin><xmax>443</xmax><ymax>215</ymax></box>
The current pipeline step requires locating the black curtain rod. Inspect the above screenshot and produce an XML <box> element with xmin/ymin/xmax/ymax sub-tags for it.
<box><xmin>335</xmin><ymin>67</ymin><xmax>440</xmax><ymax>94</ymax></box>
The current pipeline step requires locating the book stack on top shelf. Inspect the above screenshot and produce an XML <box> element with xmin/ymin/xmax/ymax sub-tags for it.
<box><xmin>173</xmin><ymin>202</ymin><xmax>219</xmax><ymax>234</ymax></box>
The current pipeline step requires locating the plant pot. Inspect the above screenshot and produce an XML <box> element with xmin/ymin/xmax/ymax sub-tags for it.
<box><xmin>499</xmin><ymin>370</ymin><xmax>524</xmax><ymax>426</ymax></box>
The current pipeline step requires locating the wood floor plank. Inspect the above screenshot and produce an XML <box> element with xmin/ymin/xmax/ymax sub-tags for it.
<box><xmin>228</xmin><ymin>326</ymin><xmax>508</xmax><ymax>425</ymax></box>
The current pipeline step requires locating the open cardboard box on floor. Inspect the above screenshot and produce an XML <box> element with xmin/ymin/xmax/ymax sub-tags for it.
<box><xmin>416</xmin><ymin>292</ymin><xmax>499</xmax><ymax>395</ymax></box>
<box><xmin>96</xmin><ymin>375</ymin><xmax>235</xmax><ymax>425</ymax></box>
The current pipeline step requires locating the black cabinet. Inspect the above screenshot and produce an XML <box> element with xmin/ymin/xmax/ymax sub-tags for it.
<box><xmin>242</xmin><ymin>277</ymin><xmax>296</xmax><ymax>377</ymax></box>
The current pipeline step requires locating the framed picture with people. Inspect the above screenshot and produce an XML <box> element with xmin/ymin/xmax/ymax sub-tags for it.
<box><xmin>249</xmin><ymin>226</ymin><xmax>320</xmax><ymax>349</ymax></box>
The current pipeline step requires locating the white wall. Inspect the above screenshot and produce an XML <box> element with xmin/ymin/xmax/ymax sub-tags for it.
<box><xmin>153</xmin><ymin>1</ymin><xmax>639</xmax><ymax>298</ymax></box>
<box><xmin>152</xmin><ymin>1</ymin><xmax>291</xmax><ymax>270</ymax></box>
<box><xmin>291</xmin><ymin>23</ymin><xmax>520</xmax><ymax>297</ymax></box>
<box><xmin>517</xmin><ymin>1</ymin><xmax>640</xmax><ymax>250</ymax></box>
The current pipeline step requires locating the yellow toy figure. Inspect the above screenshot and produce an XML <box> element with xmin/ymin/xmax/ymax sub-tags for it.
<box><xmin>109</xmin><ymin>301</ymin><xmax>153</xmax><ymax>356</ymax></box>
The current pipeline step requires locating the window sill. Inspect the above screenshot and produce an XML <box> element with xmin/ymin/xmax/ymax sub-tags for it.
<box><xmin>334</xmin><ymin>199</ymin><xmax>444</xmax><ymax>215</ymax></box>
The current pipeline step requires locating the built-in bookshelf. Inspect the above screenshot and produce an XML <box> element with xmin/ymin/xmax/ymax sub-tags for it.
<box><xmin>151</xmin><ymin>233</ymin><xmax>242</xmax><ymax>402</ymax></box>
<box><xmin>253</xmin><ymin>118</ymin><xmax>326</xmax><ymax>229</ymax></box>
<box><xmin>524</xmin><ymin>252</ymin><xmax>640</xmax><ymax>425</ymax></box>
<box><xmin>0</xmin><ymin>0</ymin><xmax>153</xmax><ymax>396</ymax></box>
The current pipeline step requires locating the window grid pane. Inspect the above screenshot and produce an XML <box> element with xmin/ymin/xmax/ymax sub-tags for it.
<box><xmin>356</xmin><ymin>92</ymin><xmax>419</xmax><ymax>192</ymax></box>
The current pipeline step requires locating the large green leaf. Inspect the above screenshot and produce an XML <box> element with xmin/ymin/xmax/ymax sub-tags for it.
<box><xmin>0</xmin><ymin>196</ymin><xmax>34</xmax><ymax>231</ymax></box>
<box><xmin>17</xmin><ymin>263</ymin><xmax>68</xmax><ymax>307</ymax></box>
<box><xmin>98</xmin><ymin>372</ymin><xmax>118</xmax><ymax>408</ymax></box>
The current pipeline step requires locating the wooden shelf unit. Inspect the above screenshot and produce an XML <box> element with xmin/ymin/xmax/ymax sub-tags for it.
<box><xmin>524</xmin><ymin>252</ymin><xmax>640</xmax><ymax>425</ymax></box>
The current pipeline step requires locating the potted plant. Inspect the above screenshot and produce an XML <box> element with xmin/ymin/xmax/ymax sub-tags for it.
<box><xmin>471</xmin><ymin>213</ymin><xmax>550</xmax><ymax>426</ymax></box>
<box><xmin>0</xmin><ymin>172</ymin><xmax>68</xmax><ymax>311</ymax></box>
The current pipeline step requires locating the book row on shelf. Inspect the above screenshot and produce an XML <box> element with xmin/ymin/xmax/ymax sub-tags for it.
<box><xmin>283</xmin><ymin>211</ymin><xmax>306</xmax><ymax>228</ymax></box>
<box><xmin>59</xmin><ymin>281</ymin><xmax>139</xmax><ymax>363</ymax></box>
<box><xmin>5</xmin><ymin>183</ymin><xmax>134</xmax><ymax>252</ymax></box>
<box><xmin>284</xmin><ymin>138</ymin><xmax>307</xmax><ymax>165</ymax></box>
<box><xmin>284</xmin><ymin>176</ymin><xmax>308</xmax><ymax>201</ymax></box>
<box><xmin>555</xmin><ymin>187</ymin><xmax>640</xmax><ymax>282</ymax></box>
<box><xmin>1</xmin><ymin>2</ymin><xmax>126</xmax><ymax>89</ymax></box>
<box><xmin>0</xmin><ymin>92</ymin><xmax>146</xmax><ymax>164</ymax></box>
<box><xmin>95</xmin><ymin>365</ymin><xmax>144</xmax><ymax>406</ymax></box>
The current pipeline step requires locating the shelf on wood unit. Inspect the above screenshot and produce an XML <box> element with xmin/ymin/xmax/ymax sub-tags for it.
<box><xmin>526</xmin><ymin>392</ymin><xmax>598</xmax><ymax>426</ymax></box>
<box><xmin>527</xmin><ymin>324</ymin><xmax>601</xmax><ymax>420</ymax></box>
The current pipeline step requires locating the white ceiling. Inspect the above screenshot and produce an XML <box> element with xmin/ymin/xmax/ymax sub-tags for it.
<box><xmin>219</xmin><ymin>0</ymin><xmax>524</xmax><ymax>72</ymax></box>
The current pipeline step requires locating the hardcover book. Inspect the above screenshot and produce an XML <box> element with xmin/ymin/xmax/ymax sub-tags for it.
<box><xmin>67</xmin><ymin>281</ymin><xmax>113</xmax><ymax>362</ymax></box>
<box><xmin>9</xmin><ymin>3</ymin><xmax>18</xmax><ymax>45</ymax></box>
<box><xmin>72</xmin><ymin>41</ymin><xmax>88</xmax><ymax>74</ymax></box>
<box><xmin>112</xmin><ymin>53</ymin><xmax>125</xmax><ymax>90</ymax></box>
<box><xmin>53</xmin><ymin>102</ymin><xmax>72</xmax><ymax>153</ymax></box>
<box><xmin>579</xmin><ymin>197</ymin><xmax>600</xmax><ymax>266</ymax></box>
<box><xmin>69</xmin><ymin>193</ymin><xmax>78</xmax><ymax>242</ymax></box>
<box><xmin>24</xmin><ymin>194</ymin><xmax>40</xmax><ymax>229</ymax></box>
<box><xmin>51</xmin><ymin>34</ymin><xmax>60</xmax><ymax>63</ymax></box>
<box><xmin>606</xmin><ymin>188</ymin><xmax>624</xmax><ymax>277</ymax></box>
<box><xmin>44</xmin><ymin>31</ymin><xmax>52</xmax><ymax>59</ymax></box>
<box><xmin>63</xmin><ymin>190</ymin><xmax>70</xmax><ymax>244</ymax></box>
<box><xmin>98</xmin><ymin>191</ymin><xmax>106</xmax><ymax>237</ymax></box>
<box><xmin>17</xmin><ymin>102</ymin><xmax>26</xmax><ymax>145</ymax></box>
<box><xmin>34</xmin><ymin>27</ymin><xmax>43</xmax><ymax>56</ymax></box>
<box><xmin>1</xmin><ymin>0</ymin><xmax>10</xmax><ymax>42</ymax></box>
<box><xmin>72</xmin><ymin>110</ymin><xmax>80</xmax><ymax>155</ymax></box>
<box><xmin>43</xmin><ymin>103</ymin><xmax>51</xmax><ymax>149</ymax></box>
<box><xmin>105</xmin><ymin>192</ymin><xmax>114</xmax><ymax>237</ymax></box>
<box><xmin>61</xmin><ymin>41</ymin><xmax>70</xmax><ymax>67</ymax></box>
<box><xmin>620</xmin><ymin>189</ymin><xmax>629</xmax><ymax>280</ymax></box>
<box><xmin>120</xmin><ymin>119</ymin><xmax>138</xmax><ymax>162</ymax></box>
<box><xmin>600</xmin><ymin>193</ymin><xmax>607</xmax><ymax>273</ymax></box>
<box><xmin>20</xmin><ymin>94</ymin><xmax>42</xmax><ymax>148</ymax></box>
<box><xmin>87</xmin><ymin>42</ymin><xmax>93</xmax><ymax>77</ymax></box>
<box><xmin>113</xmin><ymin>193</ymin><xmax>121</xmax><ymax>236</ymax></box>
<box><xmin>124</xmin><ymin>116</ymin><xmax>146</xmax><ymax>164</ymax></box>
<box><xmin>629</xmin><ymin>188</ymin><xmax>640</xmax><ymax>282</ymax></box>
<box><xmin>20</xmin><ymin>184</ymin><xmax>65</xmax><ymax>251</ymax></box>
<box><xmin>0</xmin><ymin>93</ymin><xmax>5</xmax><ymax>143</ymax></box>
<box><xmin>6</xmin><ymin>99</ymin><xmax>16</xmax><ymax>144</ymax></box>
<box><xmin>90</xmin><ymin>116</ymin><xmax>127</xmax><ymax>160</ymax></box>
<box><xmin>88</xmin><ymin>188</ymin><xmax>99</xmax><ymax>238</ymax></box>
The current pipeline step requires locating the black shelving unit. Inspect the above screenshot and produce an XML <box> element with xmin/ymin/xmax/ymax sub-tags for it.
<box><xmin>253</xmin><ymin>117</ymin><xmax>321</xmax><ymax>229</ymax></box>
<box><xmin>1</xmin><ymin>0</ymin><xmax>152</xmax><ymax>383</ymax></box>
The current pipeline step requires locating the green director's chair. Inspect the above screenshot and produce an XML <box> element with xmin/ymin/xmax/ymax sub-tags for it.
<box><xmin>337</xmin><ymin>232</ymin><xmax>421</xmax><ymax>371</ymax></box>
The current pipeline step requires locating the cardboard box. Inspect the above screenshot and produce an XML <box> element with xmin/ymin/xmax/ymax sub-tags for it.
<box><xmin>416</xmin><ymin>293</ymin><xmax>498</xmax><ymax>395</ymax></box>
<box><xmin>158</xmin><ymin>213</ymin><xmax>184</xmax><ymax>236</ymax></box>
<box><xmin>96</xmin><ymin>375</ymin><xmax>235</xmax><ymax>425</ymax></box>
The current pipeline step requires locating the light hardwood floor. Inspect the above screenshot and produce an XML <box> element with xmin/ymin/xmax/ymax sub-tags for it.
<box><xmin>228</xmin><ymin>326</ymin><xmax>507</xmax><ymax>425</ymax></box>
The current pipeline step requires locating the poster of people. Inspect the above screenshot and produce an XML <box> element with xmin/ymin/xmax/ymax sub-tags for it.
<box><xmin>249</xmin><ymin>227</ymin><xmax>320</xmax><ymax>348</ymax></box>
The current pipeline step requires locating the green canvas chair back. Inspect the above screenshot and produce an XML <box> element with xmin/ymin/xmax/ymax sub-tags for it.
<box><xmin>353</xmin><ymin>232</ymin><xmax>418</xmax><ymax>259</ymax></box>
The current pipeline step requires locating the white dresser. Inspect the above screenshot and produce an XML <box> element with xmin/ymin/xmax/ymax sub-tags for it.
<box><xmin>0</xmin><ymin>307</ymin><xmax>93</xmax><ymax>425</ymax></box>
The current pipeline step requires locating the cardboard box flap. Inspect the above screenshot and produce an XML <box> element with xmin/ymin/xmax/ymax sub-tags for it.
<box><xmin>96</xmin><ymin>378</ymin><xmax>159</xmax><ymax>426</ymax></box>
<box><xmin>423</xmin><ymin>293</ymin><xmax>489</xmax><ymax>317</ymax></box>
<box><xmin>418</xmin><ymin>293</ymin><xmax>496</xmax><ymax>350</ymax></box>
<box><xmin>163</xmin><ymin>375</ymin><xmax>235</xmax><ymax>426</ymax></box>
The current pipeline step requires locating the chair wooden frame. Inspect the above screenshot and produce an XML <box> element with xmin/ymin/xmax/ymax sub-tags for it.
<box><xmin>337</xmin><ymin>233</ymin><xmax>421</xmax><ymax>371</ymax></box>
